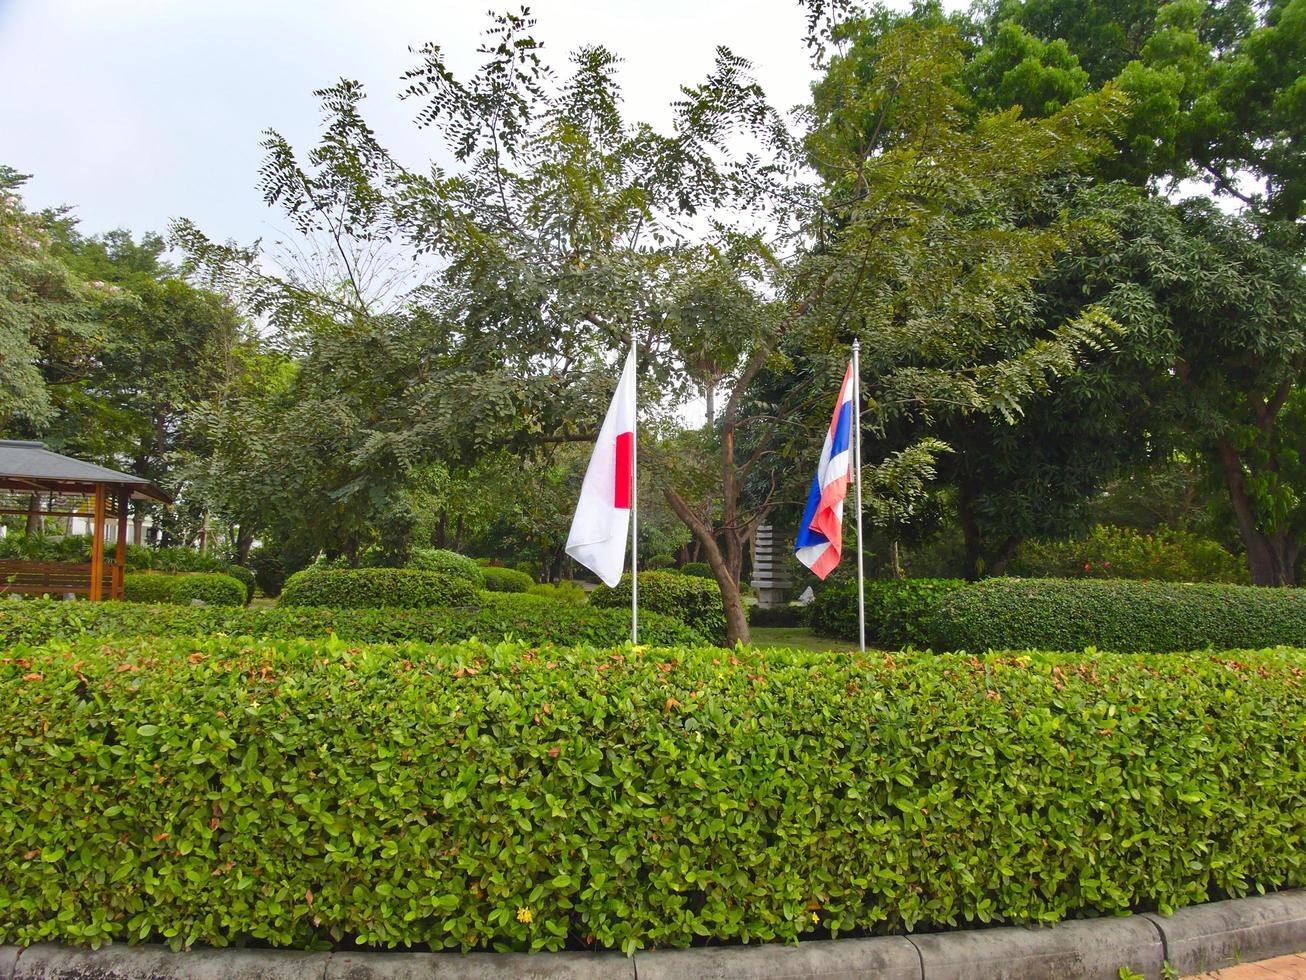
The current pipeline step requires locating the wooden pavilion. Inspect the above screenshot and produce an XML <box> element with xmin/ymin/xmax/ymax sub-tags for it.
<box><xmin>0</xmin><ymin>440</ymin><xmax>170</xmax><ymax>600</ymax></box>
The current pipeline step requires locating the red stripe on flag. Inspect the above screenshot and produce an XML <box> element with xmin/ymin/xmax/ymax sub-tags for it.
<box><xmin>614</xmin><ymin>432</ymin><xmax>633</xmax><ymax>509</ymax></box>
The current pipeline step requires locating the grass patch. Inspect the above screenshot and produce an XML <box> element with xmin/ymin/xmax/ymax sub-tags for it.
<box><xmin>747</xmin><ymin>626</ymin><xmax>864</xmax><ymax>652</ymax></box>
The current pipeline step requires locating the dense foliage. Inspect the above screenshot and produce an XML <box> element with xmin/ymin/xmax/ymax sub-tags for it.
<box><xmin>278</xmin><ymin>569</ymin><xmax>479</xmax><ymax>610</ymax></box>
<box><xmin>406</xmin><ymin>549</ymin><xmax>485</xmax><ymax>589</ymax></box>
<box><xmin>120</xmin><ymin>572</ymin><xmax>248</xmax><ymax>607</ymax></box>
<box><xmin>2</xmin><ymin>638</ymin><xmax>1301</xmax><ymax>952</ymax></box>
<box><xmin>246</xmin><ymin>546</ymin><xmax>285</xmax><ymax>597</ymax></box>
<box><xmin>0</xmin><ymin>599</ymin><xmax>704</xmax><ymax>648</ymax></box>
<box><xmin>592</xmin><ymin>571</ymin><xmax>727</xmax><ymax>645</ymax></box>
<box><xmin>1010</xmin><ymin>525</ymin><xmax>1249</xmax><ymax>583</ymax></box>
<box><xmin>120</xmin><ymin>574</ymin><xmax>177</xmax><ymax>604</ymax></box>
<box><xmin>809</xmin><ymin>579</ymin><xmax>965</xmax><ymax>648</ymax></box>
<box><xmin>164</xmin><ymin>573</ymin><xmax>248</xmax><ymax>608</ymax></box>
<box><xmin>0</xmin><ymin>537</ymin><xmax>254</xmax><ymax>599</ymax></box>
<box><xmin>746</xmin><ymin>604</ymin><xmax>807</xmax><ymax>628</ymax></box>
<box><xmin>932</xmin><ymin>578</ymin><xmax>1306</xmax><ymax>652</ymax></box>
<box><xmin>480</xmin><ymin>567</ymin><xmax>535</xmax><ymax>593</ymax></box>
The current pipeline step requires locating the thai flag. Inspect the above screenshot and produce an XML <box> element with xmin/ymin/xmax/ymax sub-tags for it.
<box><xmin>795</xmin><ymin>361</ymin><xmax>855</xmax><ymax>579</ymax></box>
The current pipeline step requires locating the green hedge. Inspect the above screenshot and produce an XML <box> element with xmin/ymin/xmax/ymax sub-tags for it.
<box><xmin>121</xmin><ymin>572</ymin><xmax>247</xmax><ymax>608</ymax></box>
<box><xmin>246</xmin><ymin>546</ymin><xmax>285</xmax><ymax>597</ymax></box>
<box><xmin>222</xmin><ymin>565</ymin><xmax>257</xmax><ymax>604</ymax></box>
<box><xmin>1009</xmin><ymin>524</ymin><xmax>1249</xmax><ymax>584</ymax></box>
<box><xmin>2</xmin><ymin>638</ymin><xmax>1302</xmax><ymax>951</ymax></box>
<box><xmin>279</xmin><ymin>568</ymin><xmax>478</xmax><ymax>610</ymax></box>
<box><xmin>407</xmin><ymin>549</ymin><xmax>485</xmax><ymax>588</ymax></box>
<box><xmin>0</xmin><ymin>597</ymin><xmax>705</xmax><ymax>648</ymax></box>
<box><xmin>592</xmin><ymin>571</ymin><xmax>726</xmax><ymax>644</ymax></box>
<box><xmin>166</xmin><ymin>573</ymin><xmax>247</xmax><ymax>607</ymax></box>
<box><xmin>1</xmin><ymin>536</ymin><xmax>254</xmax><ymax>600</ymax></box>
<box><xmin>679</xmin><ymin>561</ymin><xmax>713</xmax><ymax>578</ymax></box>
<box><xmin>121</xmin><ymin>573</ymin><xmax>178</xmax><ymax>604</ymax></box>
<box><xmin>481</xmin><ymin>567</ymin><xmax>535</xmax><ymax>593</ymax></box>
<box><xmin>931</xmin><ymin>578</ymin><xmax>1306</xmax><ymax>652</ymax></box>
<box><xmin>810</xmin><ymin>578</ymin><xmax>965</xmax><ymax>648</ymax></box>
<box><xmin>747</xmin><ymin>603</ymin><xmax>806</xmax><ymax>628</ymax></box>
<box><xmin>526</xmin><ymin>581</ymin><xmax>588</xmax><ymax>605</ymax></box>
<box><xmin>645</xmin><ymin>554</ymin><xmax>677</xmax><ymax>570</ymax></box>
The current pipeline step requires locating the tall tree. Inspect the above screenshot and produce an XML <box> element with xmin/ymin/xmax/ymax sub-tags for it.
<box><xmin>0</xmin><ymin>167</ymin><xmax>94</xmax><ymax>433</ymax></box>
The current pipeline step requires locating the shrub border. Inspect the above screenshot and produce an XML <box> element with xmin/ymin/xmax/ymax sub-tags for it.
<box><xmin>3</xmin><ymin>889</ymin><xmax>1301</xmax><ymax>978</ymax></box>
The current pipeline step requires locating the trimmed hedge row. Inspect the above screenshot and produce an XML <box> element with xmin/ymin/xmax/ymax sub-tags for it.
<box><xmin>122</xmin><ymin>572</ymin><xmax>248</xmax><ymax>607</ymax></box>
<box><xmin>0</xmin><ymin>537</ymin><xmax>256</xmax><ymax>600</ymax></box>
<box><xmin>809</xmin><ymin>578</ymin><xmax>964</xmax><ymax>648</ymax></box>
<box><xmin>592</xmin><ymin>571</ymin><xmax>726</xmax><ymax>644</ymax></box>
<box><xmin>932</xmin><ymin>578</ymin><xmax>1306</xmax><ymax>653</ymax></box>
<box><xmin>481</xmin><ymin>567</ymin><xmax>535</xmax><ymax>593</ymax></box>
<box><xmin>747</xmin><ymin>603</ymin><xmax>806</xmax><ymax>628</ymax></box>
<box><xmin>0</xmin><ymin>597</ymin><xmax>706</xmax><ymax>648</ymax></box>
<box><xmin>1</xmin><ymin>638</ymin><xmax>1302</xmax><ymax>952</ymax></box>
<box><xmin>407</xmin><ymin>549</ymin><xmax>485</xmax><ymax>588</ymax></box>
<box><xmin>279</xmin><ymin>568</ymin><xmax>479</xmax><ymax>609</ymax></box>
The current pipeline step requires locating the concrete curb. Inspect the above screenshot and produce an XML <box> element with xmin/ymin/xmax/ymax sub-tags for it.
<box><xmin>1</xmin><ymin>890</ymin><xmax>1302</xmax><ymax>980</ymax></box>
<box><xmin>328</xmin><ymin>950</ymin><xmax>634</xmax><ymax>979</ymax></box>
<box><xmin>1143</xmin><ymin>890</ymin><xmax>1306</xmax><ymax>976</ymax></box>
<box><xmin>634</xmin><ymin>935</ymin><xmax>919</xmax><ymax>979</ymax></box>
<box><xmin>908</xmin><ymin>915</ymin><xmax>1164</xmax><ymax>980</ymax></box>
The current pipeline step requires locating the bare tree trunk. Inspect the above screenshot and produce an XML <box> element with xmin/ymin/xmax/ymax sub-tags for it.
<box><xmin>664</xmin><ymin>487</ymin><xmax>749</xmax><ymax>645</ymax></box>
<box><xmin>235</xmin><ymin>524</ymin><xmax>255</xmax><ymax>564</ymax></box>
<box><xmin>433</xmin><ymin>510</ymin><xmax>448</xmax><ymax>549</ymax></box>
<box><xmin>1218</xmin><ymin>439</ymin><xmax>1298</xmax><ymax>585</ymax></box>
<box><xmin>25</xmin><ymin>494</ymin><xmax>42</xmax><ymax>537</ymax></box>
<box><xmin>704</xmin><ymin>380</ymin><xmax>715</xmax><ymax>428</ymax></box>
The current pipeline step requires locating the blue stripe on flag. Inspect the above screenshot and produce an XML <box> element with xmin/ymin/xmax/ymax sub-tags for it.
<box><xmin>795</xmin><ymin>473</ymin><xmax>825</xmax><ymax>549</ymax></box>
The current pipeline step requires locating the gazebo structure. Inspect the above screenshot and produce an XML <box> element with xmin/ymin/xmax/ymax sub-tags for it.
<box><xmin>0</xmin><ymin>440</ymin><xmax>170</xmax><ymax>600</ymax></box>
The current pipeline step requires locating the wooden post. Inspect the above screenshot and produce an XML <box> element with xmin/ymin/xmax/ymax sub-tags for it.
<box><xmin>113</xmin><ymin>490</ymin><xmax>129</xmax><ymax>600</ymax></box>
<box><xmin>89</xmin><ymin>484</ymin><xmax>106</xmax><ymax>601</ymax></box>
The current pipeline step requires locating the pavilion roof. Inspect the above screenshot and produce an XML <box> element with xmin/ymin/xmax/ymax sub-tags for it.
<box><xmin>0</xmin><ymin>440</ymin><xmax>171</xmax><ymax>503</ymax></box>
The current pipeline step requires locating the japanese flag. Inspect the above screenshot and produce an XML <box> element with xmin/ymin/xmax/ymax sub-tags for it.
<box><xmin>565</xmin><ymin>347</ymin><xmax>636</xmax><ymax>587</ymax></box>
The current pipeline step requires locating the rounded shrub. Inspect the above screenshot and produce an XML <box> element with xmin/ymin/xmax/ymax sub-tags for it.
<box><xmin>526</xmin><ymin>581</ymin><xmax>588</xmax><ymax>605</ymax></box>
<box><xmin>809</xmin><ymin>578</ymin><xmax>965</xmax><ymax>648</ymax></box>
<box><xmin>1009</xmin><ymin>524</ymin><xmax>1249</xmax><ymax>584</ymax></box>
<box><xmin>278</xmin><ymin>568</ymin><xmax>479</xmax><ymax>610</ymax></box>
<box><xmin>123</xmin><ymin>572</ymin><xmax>248</xmax><ymax>607</ymax></box>
<box><xmin>406</xmin><ymin>549</ymin><xmax>485</xmax><ymax>588</ymax></box>
<box><xmin>679</xmin><ymin>561</ymin><xmax>713</xmax><ymax>578</ymax></box>
<box><xmin>481</xmin><ymin>566</ymin><xmax>535</xmax><ymax>593</ymax></box>
<box><xmin>592</xmin><ymin>570</ymin><xmax>726</xmax><ymax>644</ymax></box>
<box><xmin>3</xmin><ymin>639</ymin><xmax>1302</xmax><ymax>951</ymax></box>
<box><xmin>645</xmin><ymin>554</ymin><xmax>677</xmax><ymax>570</ymax></box>
<box><xmin>122</xmin><ymin>573</ymin><xmax>178</xmax><ymax>604</ymax></box>
<box><xmin>930</xmin><ymin>577</ymin><xmax>1306</xmax><ymax>652</ymax></box>
<box><xmin>169</xmin><ymin>573</ymin><xmax>247</xmax><ymax>607</ymax></box>
<box><xmin>223</xmin><ymin>565</ymin><xmax>256</xmax><ymax>604</ymax></box>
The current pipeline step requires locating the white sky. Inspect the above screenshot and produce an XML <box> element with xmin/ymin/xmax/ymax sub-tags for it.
<box><xmin>0</xmin><ymin>0</ymin><xmax>841</xmax><ymax>243</ymax></box>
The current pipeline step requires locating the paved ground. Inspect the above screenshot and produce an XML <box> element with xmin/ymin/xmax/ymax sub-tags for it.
<box><xmin>1186</xmin><ymin>953</ymin><xmax>1306</xmax><ymax>978</ymax></box>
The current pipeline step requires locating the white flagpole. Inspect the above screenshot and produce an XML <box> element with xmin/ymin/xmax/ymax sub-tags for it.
<box><xmin>851</xmin><ymin>340</ymin><xmax>866</xmax><ymax>654</ymax></box>
<box><xmin>630</xmin><ymin>336</ymin><xmax>639</xmax><ymax>645</ymax></box>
